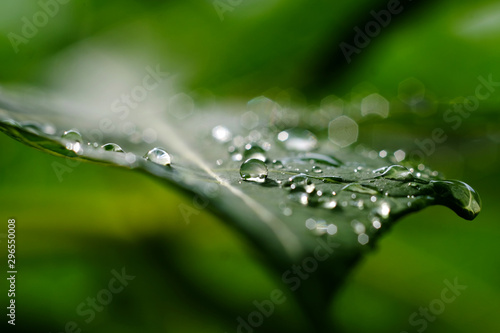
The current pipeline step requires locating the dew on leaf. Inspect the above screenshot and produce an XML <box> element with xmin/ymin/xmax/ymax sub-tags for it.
<box><xmin>243</xmin><ymin>144</ymin><xmax>266</xmax><ymax>162</ymax></box>
<box><xmin>240</xmin><ymin>158</ymin><xmax>268</xmax><ymax>183</ymax></box>
<box><xmin>145</xmin><ymin>147</ymin><xmax>171</xmax><ymax>166</ymax></box>
<box><xmin>431</xmin><ymin>180</ymin><xmax>481</xmax><ymax>220</ymax></box>
<box><xmin>373</xmin><ymin>165</ymin><xmax>414</xmax><ymax>181</ymax></box>
<box><xmin>342</xmin><ymin>183</ymin><xmax>378</xmax><ymax>195</ymax></box>
<box><xmin>101</xmin><ymin>143</ymin><xmax>124</xmax><ymax>153</ymax></box>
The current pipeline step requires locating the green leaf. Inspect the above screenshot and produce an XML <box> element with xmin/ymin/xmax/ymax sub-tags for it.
<box><xmin>0</xmin><ymin>88</ymin><xmax>481</xmax><ymax>331</ymax></box>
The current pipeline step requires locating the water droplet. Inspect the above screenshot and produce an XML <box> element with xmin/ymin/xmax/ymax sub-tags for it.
<box><xmin>145</xmin><ymin>148</ymin><xmax>171</xmax><ymax>166</ymax></box>
<box><xmin>212</xmin><ymin>125</ymin><xmax>232</xmax><ymax>143</ymax></box>
<box><xmin>373</xmin><ymin>165</ymin><xmax>414</xmax><ymax>181</ymax></box>
<box><xmin>101</xmin><ymin>143</ymin><xmax>124</xmax><ymax>153</ymax></box>
<box><xmin>61</xmin><ymin>129</ymin><xmax>82</xmax><ymax>142</ymax></box>
<box><xmin>342</xmin><ymin>183</ymin><xmax>379</xmax><ymax>195</ymax></box>
<box><xmin>272</xmin><ymin>160</ymin><xmax>284</xmax><ymax>169</ymax></box>
<box><xmin>372</xmin><ymin>219</ymin><xmax>382</xmax><ymax>229</ymax></box>
<box><xmin>61</xmin><ymin>129</ymin><xmax>83</xmax><ymax>154</ymax></box>
<box><xmin>240</xmin><ymin>158</ymin><xmax>268</xmax><ymax>183</ymax></box>
<box><xmin>431</xmin><ymin>180</ymin><xmax>481</xmax><ymax>220</ymax></box>
<box><xmin>277</xmin><ymin>128</ymin><xmax>318</xmax><ymax>151</ymax></box>
<box><xmin>312</xmin><ymin>166</ymin><xmax>322</xmax><ymax>173</ymax></box>
<box><xmin>243</xmin><ymin>144</ymin><xmax>266</xmax><ymax>162</ymax></box>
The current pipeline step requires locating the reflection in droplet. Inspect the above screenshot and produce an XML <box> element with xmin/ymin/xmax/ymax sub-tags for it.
<box><xmin>373</xmin><ymin>165</ymin><xmax>414</xmax><ymax>181</ymax></box>
<box><xmin>62</xmin><ymin>129</ymin><xmax>83</xmax><ymax>154</ymax></box>
<box><xmin>342</xmin><ymin>183</ymin><xmax>378</xmax><ymax>195</ymax></box>
<box><xmin>145</xmin><ymin>147</ymin><xmax>171</xmax><ymax>166</ymax></box>
<box><xmin>101</xmin><ymin>143</ymin><xmax>124</xmax><ymax>153</ymax></box>
<box><xmin>312</xmin><ymin>166</ymin><xmax>323</xmax><ymax>173</ymax></box>
<box><xmin>431</xmin><ymin>180</ymin><xmax>481</xmax><ymax>220</ymax></box>
<box><xmin>277</xmin><ymin>128</ymin><xmax>318</xmax><ymax>151</ymax></box>
<box><xmin>272</xmin><ymin>160</ymin><xmax>284</xmax><ymax>169</ymax></box>
<box><xmin>243</xmin><ymin>144</ymin><xmax>266</xmax><ymax>162</ymax></box>
<box><xmin>240</xmin><ymin>159</ymin><xmax>268</xmax><ymax>183</ymax></box>
<box><xmin>62</xmin><ymin>129</ymin><xmax>82</xmax><ymax>143</ymax></box>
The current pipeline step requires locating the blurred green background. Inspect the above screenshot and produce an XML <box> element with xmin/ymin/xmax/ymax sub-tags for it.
<box><xmin>1</xmin><ymin>0</ymin><xmax>500</xmax><ymax>332</ymax></box>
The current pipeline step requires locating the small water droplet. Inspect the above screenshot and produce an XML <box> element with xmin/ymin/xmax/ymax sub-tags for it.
<box><xmin>101</xmin><ymin>143</ymin><xmax>124</xmax><ymax>153</ymax></box>
<box><xmin>145</xmin><ymin>148</ymin><xmax>171</xmax><ymax>166</ymax></box>
<box><xmin>312</xmin><ymin>166</ymin><xmax>323</xmax><ymax>173</ymax></box>
<box><xmin>62</xmin><ymin>129</ymin><xmax>82</xmax><ymax>143</ymax></box>
<box><xmin>240</xmin><ymin>158</ymin><xmax>268</xmax><ymax>183</ymax></box>
<box><xmin>61</xmin><ymin>129</ymin><xmax>83</xmax><ymax>153</ymax></box>
<box><xmin>272</xmin><ymin>160</ymin><xmax>284</xmax><ymax>169</ymax></box>
<box><xmin>277</xmin><ymin>128</ymin><xmax>318</xmax><ymax>151</ymax></box>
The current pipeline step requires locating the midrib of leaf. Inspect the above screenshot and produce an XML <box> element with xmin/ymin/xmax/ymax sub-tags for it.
<box><xmin>154</xmin><ymin>120</ymin><xmax>303</xmax><ymax>259</ymax></box>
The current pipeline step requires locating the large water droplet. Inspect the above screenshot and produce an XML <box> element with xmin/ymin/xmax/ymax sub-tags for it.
<box><xmin>373</xmin><ymin>165</ymin><xmax>414</xmax><ymax>181</ymax></box>
<box><xmin>243</xmin><ymin>144</ymin><xmax>266</xmax><ymax>162</ymax></box>
<box><xmin>101</xmin><ymin>143</ymin><xmax>124</xmax><ymax>153</ymax></box>
<box><xmin>240</xmin><ymin>158</ymin><xmax>268</xmax><ymax>183</ymax></box>
<box><xmin>431</xmin><ymin>180</ymin><xmax>481</xmax><ymax>220</ymax></box>
<box><xmin>145</xmin><ymin>148</ymin><xmax>171</xmax><ymax>166</ymax></box>
<box><xmin>277</xmin><ymin>128</ymin><xmax>318</xmax><ymax>151</ymax></box>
